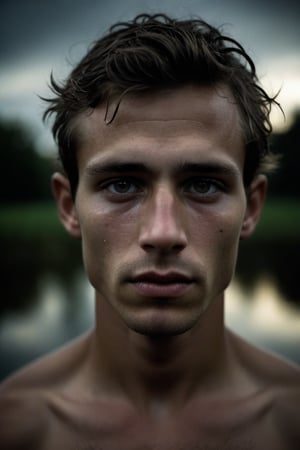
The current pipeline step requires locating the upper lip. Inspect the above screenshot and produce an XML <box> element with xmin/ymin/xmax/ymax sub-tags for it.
<box><xmin>131</xmin><ymin>271</ymin><xmax>193</xmax><ymax>284</ymax></box>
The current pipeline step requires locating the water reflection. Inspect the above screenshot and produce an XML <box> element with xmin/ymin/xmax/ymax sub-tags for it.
<box><xmin>0</xmin><ymin>270</ymin><xmax>299</xmax><ymax>380</ymax></box>
<box><xmin>226</xmin><ymin>277</ymin><xmax>300</xmax><ymax>364</ymax></box>
<box><xmin>0</xmin><ymin>271</ymin><xmax>94</xmax><ymax>380</ymax></box>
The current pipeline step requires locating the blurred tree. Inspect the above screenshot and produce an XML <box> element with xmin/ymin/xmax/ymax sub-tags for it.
<box><xmin>0</xmin><ymin>121</ymin><xmax>53</xmax><ymax>203</ymax></box>
<box><xmin>269</xmin><ymin>111</ymin><xmax>300</xmax><ymax>198</ymax></box>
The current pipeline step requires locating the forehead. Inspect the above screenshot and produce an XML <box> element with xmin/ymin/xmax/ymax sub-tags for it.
<box><xmin>76</xmin><ymin>84</ymin><xmax>244</xmax><ymax>171</ymax></box>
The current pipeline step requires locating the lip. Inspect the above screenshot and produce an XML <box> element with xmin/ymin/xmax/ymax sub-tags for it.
<box><xmin>130</xmin><ymin>271</ymin><xmax>194</xmax><ymax>298</ymax></box>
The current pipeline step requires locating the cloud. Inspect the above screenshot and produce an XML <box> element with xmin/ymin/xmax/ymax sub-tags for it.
<box><xmin>1</xmin><ymin>0</ymin><xmax>299</xmax><ymax>147</ymax></box>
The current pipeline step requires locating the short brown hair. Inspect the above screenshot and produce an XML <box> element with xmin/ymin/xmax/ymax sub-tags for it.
<box><xmin>44</xmin><ymin>13</ymin><xmax>280</xmax><ymax>197</ymax></box>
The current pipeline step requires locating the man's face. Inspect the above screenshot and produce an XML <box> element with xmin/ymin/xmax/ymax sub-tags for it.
<box><xmin>64</xmin><ymin>85</ymin><xmax>261</xmax><ymax>336</ymax></box>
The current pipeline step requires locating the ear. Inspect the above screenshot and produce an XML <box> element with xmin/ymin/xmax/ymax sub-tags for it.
<box><xmin>240</xmin><ymin>175</ymin><xmax>267</xmax><ymax>239</ymax></box>
<box><xmin>51</xmin><ymin>172</ymin><xmax>81</xmax><ymax>238</ymax></box>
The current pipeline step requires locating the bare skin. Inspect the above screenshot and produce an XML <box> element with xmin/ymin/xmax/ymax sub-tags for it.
<box><xmin>1</xmin><ymin>85</ymin><xmax>299</xmax><ymax>449</ymax></box>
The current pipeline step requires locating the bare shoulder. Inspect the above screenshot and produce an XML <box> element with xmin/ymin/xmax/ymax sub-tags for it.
<box><xmin>273</xmin><ymin>378</ymin><xmax>300</xmax><ymax>447</ymax></box>
<box><xmin>1</xmin><ymin>331</ymin><xmax>91</xmax><ymax>387</ymax></box>
<box><xmin>0</xmin><ymin>332</ymin><xmax>91</xmax><ymax>449</ymax></box>
<box><xmin>227</xmin><ymin>328</ymin><xmax>300</xmax><ymax>383</ymax></box>
<box><xmin>228</xmin><ymin>329</ymin><xmax>300</xmax><ymax>444</ymax></box>
<box><xmin>0</xmin><ymin>384</ymin><xmax>48</xmax><ymax>450</ymax></box>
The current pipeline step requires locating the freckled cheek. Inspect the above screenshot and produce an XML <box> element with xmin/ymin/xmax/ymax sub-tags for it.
<box><xmin>78</xmin><ymin>214</ymin><xmax>118</xmax><ymax>288</ymax></box>
<box><xmin>79</xmin><ymin>209</ymin><xmax>136</xmax><ymax>256</ymax></box>
<box><xmin>81</xmin><ymin>211</ymin><xmax>140</xmax><ymax>295</ymax></box>
<box><xmin>193</xmin><ymin>210</ymin><xmax>244</xmax><ymax>293</ymax></box>
<box><xmin>212</xmin><ymin>211</ymin><xmax>244</xmax><ymax>263</ymax></box>
<box><xmin>192</xmin><ymin>208</ymin><xmax>243</xmax><ymax>260</ymax></box>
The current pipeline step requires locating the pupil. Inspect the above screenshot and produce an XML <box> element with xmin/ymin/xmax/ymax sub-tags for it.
<box><xmin>116</xmin><ymin>181</ymin><xmax>130</xmax><ymax>192</ymax></box>
<box><xmin>196</xmin><ymin>181</ymin><xmax>209</xmax><ymax>192</ymax></box>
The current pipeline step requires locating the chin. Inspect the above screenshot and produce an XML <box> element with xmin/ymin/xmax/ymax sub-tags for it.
<box><xmin>125</xmin><ymin>313</ymin><xmax>200</xmax><ymax>337</ymax></box>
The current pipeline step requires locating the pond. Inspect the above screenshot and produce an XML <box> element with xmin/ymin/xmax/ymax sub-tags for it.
<box><xmin>0</xmin><ymin>234</ymin><xmax>299</xmax><ymax>380</ymax></box>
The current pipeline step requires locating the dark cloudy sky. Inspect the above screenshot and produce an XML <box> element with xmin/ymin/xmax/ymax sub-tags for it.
<box><xmin>1</xmin><ymin>0</ymin><xmax>300</xmax><ymax>151</ymax></box>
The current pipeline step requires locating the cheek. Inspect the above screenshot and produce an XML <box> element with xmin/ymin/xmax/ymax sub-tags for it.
<box><xmin>193</xmin><ymin>206</ymin><xmax>245</xmax><ymax>287</ymax></box>
<box><xmin>78</xmin><ymin>208</ymin><xmax>135</xmax><ymax>280</ymax></box>
<box><xmin>215</xmin><ymin>215</ymin><xmax>244</xmax><ymax>283</ymax></box>
<box><xmin>77</xmin><ymin>210</ymin><xmax>110</xmax><ymax>280</ymax></box>
<box><xmin>215</xmin><ymin>207</ymin><xmax>244</xmax><ymax>257</ymax></box>
<box><xmin>216</xmin><ymin>226</ymin><xmax>241</xmax><ymax>268</ymax></box>
<box><xmin>192</xmin><ymin>202</ymin><xmax>244</xmax><ymax>249</ymax></box>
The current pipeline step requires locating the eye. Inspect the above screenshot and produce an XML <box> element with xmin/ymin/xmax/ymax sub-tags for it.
<box><xmin>185</xmin><ymin>178</ymin><xmax>221</xmax><ymax>195</ymax></box>
<box><xmin>103</xmin><ymin>178</ymin><xmax>141</xmax><ymax>194</ymax></box>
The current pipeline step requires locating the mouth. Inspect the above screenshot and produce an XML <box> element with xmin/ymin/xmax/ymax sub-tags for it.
<box><xmin>130</xmin><ymin>271</ymin><xmax>194</xmax><ymax>298</ymax></box>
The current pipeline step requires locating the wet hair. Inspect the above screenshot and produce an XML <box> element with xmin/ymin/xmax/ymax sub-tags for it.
<box><xmin>43</xmin><ymin>13</ymin><xmax>280</xmax><ymax>197</ymax></box>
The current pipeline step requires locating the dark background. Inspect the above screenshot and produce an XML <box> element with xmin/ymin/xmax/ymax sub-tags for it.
<box><xmin>0</xmin><ymin>0</ymin><xmax>299</xmax><ymax>379</ymax></box>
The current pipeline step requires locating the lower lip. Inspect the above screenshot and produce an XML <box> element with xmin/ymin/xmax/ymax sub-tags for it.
<box><xmin>131</xmin><ymin>281</ymin><xmax>192</xmax><ymax>297</ymax></box>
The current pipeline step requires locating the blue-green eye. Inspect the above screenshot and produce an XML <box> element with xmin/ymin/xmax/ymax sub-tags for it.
<box><xmin>106</xmin><ymin>179</ymin><xmax>140</xmax><ymax>194</ymax></box>
<box><xmin>186</xmin><ymin>178</ymin><xmax>220</xmax><ymax>194</ymax></box>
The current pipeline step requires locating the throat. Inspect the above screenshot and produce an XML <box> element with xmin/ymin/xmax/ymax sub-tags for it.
<box><xmin>131</xmin><ymin>326</ymin><xmax>229</xmax><ymax>394</ymax></box>
<box><xmin>88</xmin><ymin>297</ymin><xmax>229</xmax><ymax>409</ymax></box>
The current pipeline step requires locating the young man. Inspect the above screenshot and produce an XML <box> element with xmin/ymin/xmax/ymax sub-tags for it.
<box><xmin>1</xmin><ymin>13</ymin><xmax>299</xmax><ymax>450</ymax></box>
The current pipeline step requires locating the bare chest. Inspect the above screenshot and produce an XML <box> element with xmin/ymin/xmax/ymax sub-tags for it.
<box><xmin>43</xmin><ymin>426</ymin><xmax>286</xmax><ymax>450</ymax></box>
<box><xmin>43</xmin><ymin>401</ymin><xmax>286</xmax><ymax>450</ymax></box>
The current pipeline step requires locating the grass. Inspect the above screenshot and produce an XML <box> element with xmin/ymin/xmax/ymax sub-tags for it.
<box><xmin>0</xmin><ymin>198</ymin><xmax>299</xmax><ymax>240</ymax></box>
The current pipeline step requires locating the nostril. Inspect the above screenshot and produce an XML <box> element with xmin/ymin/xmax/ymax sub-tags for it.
<box><xmin>142</xmin><ymin>243</ymin><xmax>155</xmax><ymax>251</ymax></box>
<box><xmin>141</xmin><ymin>240</ymin><xmax>186</xmax><ymax>253</ymax></box>
<box><xmin>139</xmin><ymin>219</ymin><xmax>188</xmax><ymax>252</ymax></box>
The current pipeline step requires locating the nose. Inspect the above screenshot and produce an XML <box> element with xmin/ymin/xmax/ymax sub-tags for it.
<box><xmin>138</xmin><ymin>185</ymin><xmax>188</xmax><ymax>253</ymax></box>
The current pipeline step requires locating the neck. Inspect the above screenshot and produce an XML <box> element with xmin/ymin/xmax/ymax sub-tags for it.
<box><xmin>87</xmin><ymin>295</ymin><xmax>230</xmax><ymax>410</ymax></box>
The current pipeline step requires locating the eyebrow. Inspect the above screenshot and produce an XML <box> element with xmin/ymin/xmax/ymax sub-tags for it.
<box><xmin>177</xmin><ymin>161</ymin><xmax>239</xmax><ymax>177</ymax></box>
<box><xmin>85</xmin><ymin>160</ymin><xmax>239</xmax><ymax>178</ymax></box>
<box><xmin>85</xmin><ymin>162</ymin><xmax>149</xmax><ymax>175</ymax></box>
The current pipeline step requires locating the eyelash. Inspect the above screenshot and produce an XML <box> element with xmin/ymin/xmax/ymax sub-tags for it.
<box><xmin>99</xmin><ymin>177</ymin><xmax>143</xmax><ymax>195</ymax></box>
<box><xmin>184</xmin><ymin>177</ymin><xmax>224</xmax><ymax>194</ymax></box>
<box><xmin>98</xmin><ymin>177</ymin><xmax>225</xmax><ymax>197</ymax></box>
